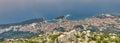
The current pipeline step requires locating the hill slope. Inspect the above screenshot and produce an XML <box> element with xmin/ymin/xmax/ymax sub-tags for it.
<box><xmin>1</xmin><ymin>30</ymin><xmax>120</xmax><ymax>43</ymax></box>
<box><xmin>0</xmin><ymin>14</ymin><xmax>120</xmax><ymax>40</ymax></box>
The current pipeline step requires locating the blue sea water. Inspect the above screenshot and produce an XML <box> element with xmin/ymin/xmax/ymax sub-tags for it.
<box><xmin>47</xmin><ymin>14</ymin><xmax>99</xmax><ymax>23</ymax></box>
<box><xmin>0</xmin><ymin>0</ymin><xmax>120</xmax><ymax>24</ymax></box>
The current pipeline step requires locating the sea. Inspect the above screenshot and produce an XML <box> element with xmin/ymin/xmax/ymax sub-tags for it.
<box><xmin>1</xmin><ymin>0</ymin><xmax>120</xmax><ymax>24</ymax></box>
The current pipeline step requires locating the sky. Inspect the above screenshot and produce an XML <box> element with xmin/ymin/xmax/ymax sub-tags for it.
<box><xmin>0</xmin><ymin>0</ymin><xmax>120</xmax><ymax>24</ymax></box>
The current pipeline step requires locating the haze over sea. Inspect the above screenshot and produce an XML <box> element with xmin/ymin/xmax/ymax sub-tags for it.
<box><xmin>0</xmin><ymin>0</ymin><xmax>120</xmax><ymax>24</ymax></box>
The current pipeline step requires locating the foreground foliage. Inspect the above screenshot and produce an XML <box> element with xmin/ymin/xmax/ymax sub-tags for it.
<box><xmin>1</xmin><ymin>30</ymin><xmax>120</xmax><ymax>43</ymax></box>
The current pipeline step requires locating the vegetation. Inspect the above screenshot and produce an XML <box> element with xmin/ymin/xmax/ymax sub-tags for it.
<box><xmin>1</xmin><ymin>30</ymin><xmax>120</xmax><ymax>43</ymax></box>
<box><xmin>54</xmin><ymin>27</ymin><xmax>66</xmax><ymax>32</ymax></box>
<box><xmin>0</xmin><ymin>30</ymin><xmax>39</xmax><ymax>39</ymax></box>
<box><xmin>74</xmin><ymin>25</ymin><xmax>84</xmax><ymax>29</ymax></box>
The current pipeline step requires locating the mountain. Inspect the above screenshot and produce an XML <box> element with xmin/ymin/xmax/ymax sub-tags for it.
<box><xmin>0</xmin><ymin>18</ymin><xmax>46</xmax><ymax>28</ymax></box>
<box><xmin>0</xmin><ymin>14</ymin><xmax>120</xmax><ymax>41</ymax></box>
<box><xmin>0</xmin><ymin>18</ymin><xmax>45</xmax><ymax>40</ymax></box>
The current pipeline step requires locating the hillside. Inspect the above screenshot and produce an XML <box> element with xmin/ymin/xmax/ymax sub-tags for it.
<box><xmin>0</xmin><ymin>14</ymin><xmax>120</xmax><ymax>41</ymax></box>
<box><xmin>1</xmin><ymin>30</ymin><xmax>120</xmax><ymax>43</ymax></box>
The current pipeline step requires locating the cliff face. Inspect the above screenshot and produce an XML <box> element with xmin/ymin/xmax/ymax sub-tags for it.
<box><xmin>0</xmin><ymin>14</ymin><xmax>120</xmax><ymax>40</ymax></box>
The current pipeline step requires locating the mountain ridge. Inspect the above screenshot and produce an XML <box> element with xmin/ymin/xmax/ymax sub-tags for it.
<box><xmin>0</xmin><ymin>18</ymin><xmax>45</xmax><ymax>28</ymax></box>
